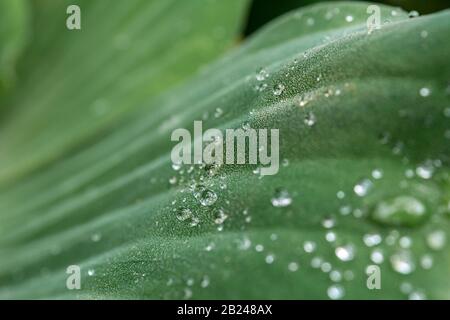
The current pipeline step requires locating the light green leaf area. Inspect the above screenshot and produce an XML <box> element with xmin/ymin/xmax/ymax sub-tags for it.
<box><xmin>0</xmin><ymin>0</ymin><xmax>29</xmax><ymax>93</ymax></box>
<box><xmin>0</xmin><ymin>2</ymin><xmax>449</xmax><ymax>299</ymax></box>
<box><xmin>0</xmin><ymin>0</ymin><xmax>249</xmax><ymax>184</ymax></box>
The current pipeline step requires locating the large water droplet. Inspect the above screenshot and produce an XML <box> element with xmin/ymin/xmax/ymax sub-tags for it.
<box><xmin>371</xmin><ymin>196</ymin><xmax>427</xmax><ymax>227</ymax></box>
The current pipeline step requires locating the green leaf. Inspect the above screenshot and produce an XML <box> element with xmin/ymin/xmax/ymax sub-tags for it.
<box><xmin>0</xmin><ymin>0</ymin><xmax>249</xmax><ymax>184</ymax></box>
<box><xmin>0</xmin><ymin>2</ymin><xmax>449</xmax><ymax>299</ymax></box>
<box><xmin>0</xmin><ymin>0</ymin><xmax>30</xmax><ymax>93</ymax></box>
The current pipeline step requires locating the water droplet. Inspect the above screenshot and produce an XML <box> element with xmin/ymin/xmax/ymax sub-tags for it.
<box><xmin>337</xmin><ymin>191</ymin><xmax>345</xmax><ymax>199</ymax></box>
<box><xmin>184</xmin><ymin>288</ymin><xmax>193</xmax><ymax>299</ymax></box>
<box><xmin>311</xmin><ymin>257</ymin><xmax>323</xmax><ymax>268</ymax></box>
<box><xmin>189</xmin><ymin>216</ymin><xmax>200</xmax><ymax>227</ymax></box>
<box><xmin>420</xmin><ymin>30</ymin><xmax>428</xmax><ymax>38</ymax></box>
<box><xmin>271</xmin><ymin>188</ymin><xmax>292</xmax><ymax>207</ymax></box>
<box><xmin>371</xmin><ymin>196</ymin><xmax>427</xmax><ymax>227</ymax></box>
<box><xmin>288</xmin><ymin>262</ymin><xmax>299</xmax><ymax>272</ymax></box>
<box><xmin>177</xmin><ymin>208</ymin><xmax>192</xmax><ymax>221</ymax></box>
<box><xmin>322</xmin><ymin>217</ymin><xmax>336</xmax><ymax>229</ymax></box>
<box><xmin>273</xmin><ymin>83</ymin><xmax>285</xmax><ymax>96</ymax></box>
<box><xmin>194</xmin><ymin>186</ymin><xmax>218</xmax><ymax>206</ymax></box>
<box><xmin>88</xmin><ymin>269</ymin><xmax>95</xmax><ymax>276</ymax></box>
<box><xmin>91</xmin><ymin>233</ymin><xmax>102</xmax><ymax>242</ymax></box>
<box><xmin>416</xmin><ymin>164</ymin><xmax>433</xmax><ymax>179</ymax></box>
<box><xmin>306</xmin><ymin>17</ymin><xmax>315</xmax><ymax>26</ymax></box>
<box><xmin>399</xmin><ymin>236</ymin><xmax>413</xmax><ymax>249</ymax></box>
<box><xmin>335</xmin><ymin>245</ymin><xmax>355</xmax><ymax>262</ymax></box>
<box><xmin>420</xmin><ymin>254</ymin><xmax>433</xmax><ymax>269</ymax></box>
<box><xmin>408</xmin><ymin>10</ymin><xmax>419</xmax><ymax>18</ymax></box>
<box><xmin>363</xmin><ymin>233</ymin><xmax>382</xmax><ymax>247</ymax></box>
<box><xmin>214</xmin><ymin>108</ymin><xmax>223</xmax><ymax>118</ymax></box>
<box><xmin>409</xmin><ymin>291</ymin><xmax>426</xmax><ymax>300</ymax></box>
<box><xmin>255</xmin><ymin>83</ymin><xmax>267</xmax><ymax>92</ymax></box>
<box><xmin>426</xmin><ymin>230</ymin><xmax>446</xmax><ymax>251</ymax></box>
<box><xmin>321</xmin><ymin>262</ymin><xmax>332</xmax><ymax>273</ymax></box>
<box><xmin>304</xmin><ymin>112</ymin><xmax>316</xmax><ymax>127</ymax></box>
<box><xmin>201</xmin><ymin>276</ymin><xmax>210</xmax><ymax>288</ymax></box>
<box><xmin>205</xmin><ymin>242</ymin><xmax>215</xmax><ymax>252</ymax></box>
<box><xmin>345</xmin><ymin>15</ymin><xmax>354</xmax><ymax>22</ymax></box>
<box><xmin>237</xmin><ymin>237</ymin><xmax>251</xmax><ymax>250</ymax></box>
<box><xmin>325</xmin><ymin>231</ymin><xmax>337</xmax><ymax>242</ymax></box>
<box><xmin>256</xmin><ymin>68</ymin><xmax>269</xmax><ymax>81</ymax></box>
<box><xmin>303</xmin><ymin>241</ymin><xmax>316</xmax><ymax>253</ymax></box>
<box><xmin>169</xmin><ymin>176</ymin><xmax>177</xmax><ymax>185</ymax></box>
<box><xmin>353</xmin><ymin>179</ymin><xmax>373</xmax><ymax>197</ymax></box>
<box><xmin>241</xmin><ymin>121</ymin><xmax>251</xmax><ymax>131</ymax></box>
<box><xmin>371</xmin><ymin>248</ymin><xmax>384</xmax><ymax>264</ymax></box>
<box><xmin>172</xmin><ymin>162</ymin><xmax>182</xmax><ymax>171</ymax></box>
<box><xmin>255</xmin><ymin>244</ymin><xmax>264</xmax><ymax>252</ymax></box>
<box><xmin>282</xmin><ymin>158</ymin><xmax>289</xmax><ymax>167</ymax></box>
<box><xmin>327</xmin><ymin>285</ymin><xmax>345</xmax><ymax>300</ymax></box>
<box><xmin>420</xmin><ymin>87</ymin><xmax>431</xmax><ymax>97</ymax></box>
<box><xmin>330</xmin><ymin>270</ymin><xmax>342</xmax><ymax>282</ymax></box>
<box><xmin>390</xmin><ymin>250</ymin><xmax>415</xmax><ymax>274</ymax></box>
<box><xmin>371</xmin><ymin>169</ymin><xmax>383</xmax><ymax>180</ymax></box>
<box><xmin>265</xmin><ymin>254</ymin><xmax>275</xmax><ymax>264</ymax></box>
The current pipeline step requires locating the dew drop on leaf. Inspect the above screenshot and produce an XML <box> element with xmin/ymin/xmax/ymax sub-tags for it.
<box><xmin>371</xmin><ymin>196</ymin><xmax>427</xmax><ymax>227</ymax></box>
<box><xmin>271</xmin><ymin>188</ymin><xmax>292</xmax><ymax>207</ymax></box>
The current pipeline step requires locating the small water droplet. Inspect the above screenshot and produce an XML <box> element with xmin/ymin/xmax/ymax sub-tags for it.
<box><xmin>399</xmin><ymin>236</ymin><xmax>413</xmax><ymax>249</ymax></box>
<box><xmin>265</xmin><ymin>254</ymin><xmax>275</xmax><ymax>264</ymax></box>
<box><xmin>345</xmin><ymin>15</ymin><xmax>354</xmax><ymax>22</ymax></box>
<box><xmin>91</xmin><ymin>233</ymin><xmax>102</xmax><ymax>242</ymax></box>
<box><xmin>371</xmin><ymin>169</ymin><xmax>383</xmax><ymax>180</ymax></box>
<box><xmin>371</xmin><ymin>248</ymin><xmax>384</xmax><ymax>264</ymax></box>
<box><xmin>88</xmin><ymin>269</ymin><xmax>95</xmax><ymax>276</ymax></box>
<box><xmin>420</xmin><ymin>87</ymin><xmax>431</xmax><ymax>97</ymax></box>
<box><xmin>177</xmin><ymin>208</ymin><xmax>192</xmax><ymax>221</ymax></box>
<box><xmin>214</xmin><ymin>108</ymin><xmax>223</xmax><ymax>118</ymax></box>
<box><xmin>288</xmin><ymin>262</ymin><xmax>299</xmax><ymax>272</ymax></box>
<box><xmin>420</xmin><ymin>254</ymin><xmax>433</xmax><ymax>269</ymax></box>
<box><xmin>241</xmin><ymin>121</ymin><xmax>251</xmax><ymax>131</ymax></box>
<box><xmin>304</xmin><ymin>112</ymin><xmax>316</xmax><ymax>127</ymax></box>
<box><xmin>322</xmin><ymin>217</ymin><xmax>336</xmax><ymax>229</ymax></box>
<box><xmin>408</xmin><ymin>10</ymin><xmax>419</xmax><ymax>18</ymax></box>
<box><xmin>201</xmin><ymin>276</ymin><xmax>210</xmax><ymax>288</ymax></box>
<box><xmin>337</xmin><ymin>191</ymin><xmax>345</xmax><ymax>199</ymax></box>
<box><xmin>271</xmin><ymin>188</ymin><xmax>292</xmax><ymax>207</ymax></box>
<box><xmin>327</xmin><ymin>285</ymin><xmax>345</xmax><ymax>300</ymax></box>
<box><xmin>363</xmin><ymin>233</ymin><xmax>382</xmax><ymax>247</ymax></box>
<box><xmin>330</xmin><ymin>270</ymin><xmax>342</xmax><ymax>282</ymax></box>
<box><xmin>390</xmin><ymin>250</ymin><xmax>415</xmax><ymax>274</ymax></box>
<box><xmin>273</xmin><ymin>83</ymin><xmax>285</xmax><ymax>96</ymax></box>
<box><xmin>409</xmin><ymin>291</ymin><xmax>426</xmax><ymax>300</ymax></box>
<box><xmin>303</xmin><ymin>241</ymin><xmax>316</xmax><ymax>253</ymax></box>
<box><xmin>420</xmin><ymin>30</ymin><xmax>428</xmax><ymax>38</ymax></box>
<box><xmin>335</xmin><ymin>245</ymin><xmax>355</xmax><ymax>262</ymax></box>
<box><xmin>256</xmin><ymin>68</ymin><xmax>269</xmax><ymax>81</ymax></box>
<box><xmin>325</xmin><ymin>231</ymin><xmax>337</xmax><ymax>242</ymax></box>
<box><xmin>353</xmin><ymin>179</ymin><xmax>373</xmax><ymax>197</ymax></box>
<box><xmin>426</xmin><ymin>230</ymin><xmax>446</xmax><ymax>251</ymax></box>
